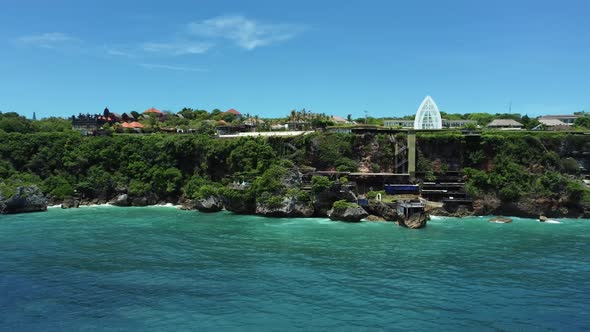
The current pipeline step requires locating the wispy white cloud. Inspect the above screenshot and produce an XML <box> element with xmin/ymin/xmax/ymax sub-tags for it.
<box><xmin>139</xmin><ymin>63</ymin><xmax>207</xmax><ymax>72</ymax></box>
<box><xmin>188</xmin><ymin>15</ymin><xmax>306</xmax><ymax>50</ymax></box>
<box><xmin>106</xmin><ymin>47</ymin><xmax>135</xmax><ymax>58</ymax></box>
<box><xmin>16</xmin><ymin>15</ymin><xmax>304</xmax><ymax>59</ymax></box>
<box><xmin>18</xmin><ymin>32</ymin><xmax>79</xmax><ymax>48</ymax></box>
<box><xmin>141</xmin><ymin>41</ymin><xmax>212</xmax><ymax>56</ymax></box>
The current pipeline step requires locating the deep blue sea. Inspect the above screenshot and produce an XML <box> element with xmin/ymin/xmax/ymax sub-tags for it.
<box><xmin>1</xmin><ymin>207</ymin><xmax>589</xmax><ymax>331</ymax></box>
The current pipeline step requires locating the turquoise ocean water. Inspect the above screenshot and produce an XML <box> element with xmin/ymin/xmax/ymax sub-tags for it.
<box><xmin>1</xmin><ymin>207</ymin><xmax>589</xmax><ymax>331</ymax></box>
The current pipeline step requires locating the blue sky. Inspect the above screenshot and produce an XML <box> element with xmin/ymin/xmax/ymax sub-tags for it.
<box><xmin>1</xmin><ymin>0</ymin><xmax>589</xmax><ymax>119</ymax></box>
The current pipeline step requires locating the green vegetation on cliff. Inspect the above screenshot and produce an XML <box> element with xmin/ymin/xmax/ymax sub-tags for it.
<box><xmin>0</xmin><ymin>130</ymin><xmax>588</xmax><ymax>215</ymax></box>
<box><xmin>460</xmin><ymin>133</ymin><xmax>590</xmax><ymax>204</ymax></box>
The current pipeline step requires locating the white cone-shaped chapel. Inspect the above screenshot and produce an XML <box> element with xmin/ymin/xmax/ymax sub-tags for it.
<box><xmin>414</xmin><ymin>96</ymin><xmax>442</xmax><ymax>129</ymax></box>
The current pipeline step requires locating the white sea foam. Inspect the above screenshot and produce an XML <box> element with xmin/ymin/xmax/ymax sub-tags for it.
<box><xmin>429</xmin><ymin>215</ymin><xmax>451</xmax><ymax>221</ymax></box>
<box><xmin>79</xmin><ymin>203</ymin><xmax>113</xmax><ymax>208</ymax></box>
<box><xmin>148</xmin><ymin>203</ymin><xmax>182</xmax><ymax>209</ymax></box>
<box><xmin>52</xmin><ymin>203</ymin><xmax>185</xmax><ymax>209</ymax></box>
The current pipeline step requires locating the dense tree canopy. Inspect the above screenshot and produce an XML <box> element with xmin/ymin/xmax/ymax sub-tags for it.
<box><xmin>0</xmin><ymin>129</ymin><xmax>588</xmax><ymax>208</ymax></box>
<box><xmin>574</xmin><ymin>116</ymin><xmax>590</xmax><ymax>129</ymax></box>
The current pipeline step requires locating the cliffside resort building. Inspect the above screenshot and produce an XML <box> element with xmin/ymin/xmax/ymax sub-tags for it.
<box><xmin>414</xmin><ymin>95</ymin><xmax>443</xmax><ymax>129</ymax></box>
<box><xmin>384</xmin><ymin>95</ymin><xmax>466</xmax><ymax>129</ymax></box>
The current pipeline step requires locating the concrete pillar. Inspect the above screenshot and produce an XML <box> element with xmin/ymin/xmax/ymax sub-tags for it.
<box><xmin>394</xmin><ymin>140</ymin><xmax>400</xmax><ymax>173</ymax></box>
<box><xmin>407</xmin><ymin>130</ymin><xmax>416</xmax><ymax>180</ymax></box>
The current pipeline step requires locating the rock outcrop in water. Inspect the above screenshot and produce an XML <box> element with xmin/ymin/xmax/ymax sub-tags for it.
<box><xmin>328</xmin><ymin>202</ymin><xmax>368</xmax><ymax>222</ymax></box>
<box><xmin>364</xmin><ymin>201</ymin><xmax>398</xmax><ymax>221</ymax></box>
<box><xmin>195</xmin><ymin>195</ymin><xmax>224</xmax><ymax>213</ymax></box>
<box><xmin>0</xmin><ymin>186</ymin><xmax>47</xmax><ymax>214</ymax></box>
<box><xmin>398</xmin><ymin>211</ymin><xmax>428</xmax><ymax>229</ymax></box>
<box><xmin>256</xmin><ymin>196</ymin><xmax>314</xmax><ymax>218</ymax></box>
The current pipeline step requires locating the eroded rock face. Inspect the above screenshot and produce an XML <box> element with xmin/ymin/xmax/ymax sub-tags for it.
<box><xmin>313</xmin><ymin>183</ymin><xmax>358</xmax><ymax>217</ymax></box>
<box><xmin>256</xmin><ymin>196</ymin><xmax>314</xmax><ymax>218</ymax></box>
<box><xmin>195</xmin><ymin>195</ymin><xmax>224</xmax><ymax>213</ymax></box>
<box><xmin>366</xmin><ymin>215</ymin><xmax>386</xmax><ymax>222</ymax></box>
<box><xmin>127</xmin><ymin>192</ymin><xmax>158</xmax><ymax>207</ymax></box>
<box><xmin>471</xmin><ymin>192</ymin><xmax>589</xmax><ymax>218</ymax></box>
<box><xmin>328</xmin><ymin>204</ymin><xmax>368</xmax><ymax>222</ymax></box>
<box><xmin>429</xmin><ymin>205</ymin><xmax>473</xmax><ymax>218</ymax></box>
<box><xmin>61</xmin><ymin>197</ymin><xmax>80</xmax><ymax>209</ymax></box>
<box><xmin>109</xmin><ymin>194</ymin><xmax>129</xmax><ymax>207</ymax></box>
<box><xmin>280</xmin><ymin>167</ymin><xmax>303</xmax><ymax>189</ymax></box>
<box><xmin>222</xmin><ymin>196</ymin><xmax>256</xmax><ymax>215</ymax></box>
<box><xmin>399</xmin><ymin>212</ymin><xmax>428</xmax><ymax>229</ymax></box>
<box><xmin>179</xmin><ymin>198</ymin><xmax>198</xmax><ymax>210</ymax></box>
<box><xmin>0</xmin><ymin>186</ymin><xmax>47</xmax><ymax>214</ymax></box>
<box><xmin>364</xmin><ymin>201</ymin><xmax>398</xmax><ymax>221</ymax></box>
<box><xmin>452</xmin><ymin>205</ymin><xmax>474</xmax><ymax>218</ymax></box>
<box><xmin>131</xmin><ymin>196</ymin><xmax>148</xmax><ymax>206</ymax></box>
<box><xmin>428</xmin><ymin>207</ymin><xmax>450</xmax><ymax>217</ymax></box>
<box><xmin>472</xmin><ymin>194</ymin><xmax>502</xmax><ymax>216</ymax></box>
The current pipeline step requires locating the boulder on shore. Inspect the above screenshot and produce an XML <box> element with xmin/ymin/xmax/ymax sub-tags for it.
<box><xmin>256</xmin><ymin>196</ymin><xmax>314</xmax><ymax>218</ymax></box>
<box><xmin>130</xmin><ymin>196</ymin><xmax>148</xmax><ymax>206</ymax></box>
<box><xmin>366</xmin><ymin>215</ymin><xmax>386</xmax><ymax>222</ymax></box>
<box><xmin>128</xmin><ymin>192</ymin><xmax>158</xmax><ymax>207</ymax></box>
<box><xmin>179</xmin><ymin>198</ymin><xmax>198</xmax><ymax>210</ymax></box>
<box><xmin>364</xmin><ymin>201</ymin><xmax>397</xmax><ymax>221</ymax></box>
<box><xmin>0</xmin><ymin>186</ymin><xmax>47</xmax><ymax>214</ymax></box>
<box><xmin>399</xmin><ymin>212</ymin><xmax>428</xmax><ymax>229</ymax></box>
<box><xmin>195</xmin><ymin>195</ymin><xmax>224</xmax><ymax>213</ymax></box>
<box><xmin>109</xmin><ymin>194</ymin><xmax>129</xmax><ymax>207</ymax></box>
<box><xmin>328</xmin><ymin>204</ymin><xmax>368</xmax><ymax>222</ymax></box>
<box><xmin>61</xmin><ymin>197</ymin><xmax>80</xmax><ymax>209</ymax></box>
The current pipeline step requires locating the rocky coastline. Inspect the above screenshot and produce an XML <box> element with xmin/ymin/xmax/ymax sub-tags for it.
<box><xmin>2</xmin><ymin>175</ymin><xmax>589</xmax><ymax>225</ymax></box>
<box><xmin>426</xmin><ymin>193</ymin><xmax>590</xmax><ymax>219</ymax></box>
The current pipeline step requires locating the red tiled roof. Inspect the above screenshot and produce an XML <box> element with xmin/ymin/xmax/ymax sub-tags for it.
<box><xmin>144</xmin><ymin>107</ymin><xmax>163</xmax><ymax>114</ymax></box>
<box><xmin>122</xmin><ymin>122</ymin><xmax>144</xmax><ymax>129</ymax></box>
<box><xmin>225</xmin><ymin>108</ymin><xmax>241</xmax><ymax>115</ymax></box>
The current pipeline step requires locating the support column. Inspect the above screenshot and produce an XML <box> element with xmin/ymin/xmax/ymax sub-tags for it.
<box><xmin>407</xmin><ymin>130</ymin><xmax>416</xmax><ymax>181</ymax></box>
